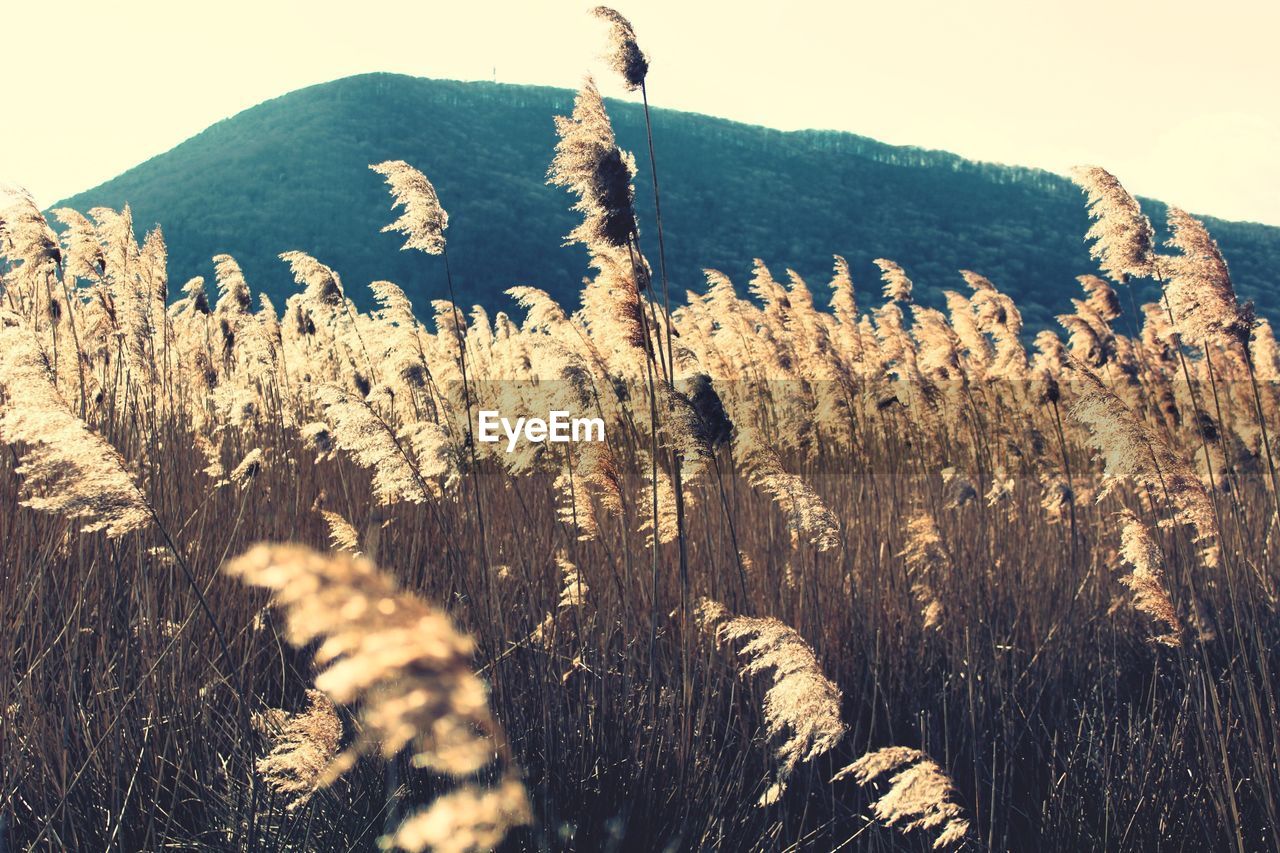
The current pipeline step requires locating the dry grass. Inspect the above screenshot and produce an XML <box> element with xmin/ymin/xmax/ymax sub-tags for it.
<box><xmin>2</xmin><ymin>8</ymin><xmax>1280</xmax><ymax>851</ymax></box>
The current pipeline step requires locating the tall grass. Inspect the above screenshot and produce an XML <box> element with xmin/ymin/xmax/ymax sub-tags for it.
<box><xmin>2</xmin><ymin>8</ymin><xmax>1280</xmax><ymax>851</ymax></box>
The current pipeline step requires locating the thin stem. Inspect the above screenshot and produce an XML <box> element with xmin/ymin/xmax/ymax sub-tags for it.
<box><xmin>640</xmin><ymin>82</ymin><xmax>675</xmax><ymax>375</ymax></box>
<box><xmin>441</xmin><ymin>248</ymin><xmax>496</xmax><ymax>634</ymax></box>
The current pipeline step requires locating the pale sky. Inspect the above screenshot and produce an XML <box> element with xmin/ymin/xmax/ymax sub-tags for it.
<box><xmin>2</xmin><ymin>0</ymin><xmax>1277</xmax><ymax>224</ymax></box>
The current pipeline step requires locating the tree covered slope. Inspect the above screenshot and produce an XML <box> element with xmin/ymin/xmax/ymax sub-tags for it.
<box><xmin>55</xmin><ymin>73</ymin><xmax>1280</xmax><ymax>330</ymax></box>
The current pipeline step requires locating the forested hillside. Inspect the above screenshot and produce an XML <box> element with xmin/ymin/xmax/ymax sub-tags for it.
<box><xmin>56</xmin><ymin>73</ymin><xmax>1280</xmax><ymax>330</ymax></box>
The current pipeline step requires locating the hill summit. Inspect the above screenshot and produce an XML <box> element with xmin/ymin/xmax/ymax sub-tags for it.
<box><xmin>55</xmin><ymin>73</ymin><xmax>1280</xmax><ymax>330</ymax></box>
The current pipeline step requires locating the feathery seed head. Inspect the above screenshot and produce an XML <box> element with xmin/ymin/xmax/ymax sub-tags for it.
<box><xmin>548</xmin><ymin>78</ymin><xmax>638</xmax><ymax>250</ymax></box>
<box><xmin>833</xmin><ymin>747</ymin><xmax>971</xmax><ymax>850</ymax></box>
<box><xmin>591</xmin><ymin>7</ymin><xmax>649</xmax><ymax>90</ymax></box>
<box><xmin>380</xmin><ymin>779</ymin><xmax>532</xmax><ymax>853</ymax></box>
<box><xmin>280</xmin><ymin>251</ymin><xmax>344</xmax><ymax>306</ymax></box>
<box><xmin>1070</xmin><ymin>165</ymin><xmax>1156</xmax><ymax>283</ymax></box>
<box><xmin>224</xmin><ymin>545</ymin><xmax>495</xmax><ymax>777</ymax></box>
<box><xmin>875</xmin><ymin>258</ymin><xmax>913</xmax><ymax>303</ymax></box>
<box><xmin>1162</xmin><ymin>207</ymin><xmax>1249</xmax><ymax>351</ymax></box>
<box><xmin>370</xmin><ymin>160</ymin><xmax>449</xmax><ymax>255</ymax></box>
<box><xmin>0</xmin><ymin>322</ymin><xmax>151</xmax><ymax>537</ymax></box>
<box><xmin>1116</xmin><ymin>509</ymin><xmax>1182</xmax><ymax>645</ymax></box>
<box><xmin>256</xmin><ymin>689</ymin><xmax>343</xmax><ymax>810</ymax></box>
<box><xmin>697</xmin><ymin>598</ymin><xmax>847</xmax><ymax>781</ymax></box>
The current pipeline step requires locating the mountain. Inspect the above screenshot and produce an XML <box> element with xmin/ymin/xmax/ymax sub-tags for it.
<box><xmin>53</xmin><ymin>73</ymin><xmax>1280</xmax><ymax>331</ymax></box>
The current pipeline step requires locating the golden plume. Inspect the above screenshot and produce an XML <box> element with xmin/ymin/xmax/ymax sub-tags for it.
<box><xmin>1070</xmin><ymin>165</ymin><xmax>1156</xmax><ymax>283</ymax></box>
<box><xmin>591</xmin><ymin>6</ymin><xmax>649</xmax><ymax>90</ymax></box>
<box><xmin>874</xmin><ymin>258</ymin><xmax>913</xmax><ymax>303</ymax></box>
<box><xmin>255</xmin><ymin>689</ymin><xmax>343</xmax><ymax>811</ymax></box>
<box><xmin>223</xmin><ymin>544</ymin><xmax>530</xmax><ymax>851</ymax></box>
<box><xmin>1068</xmin><ymin>365</ymin><xmax>1217</xmax><ymax>545</ymax></box>
<box><xmin>697</xmin><ymin>598</ymin><xmax>847</xmax><ymax>785</ymax></box>
<box><xmin>1162</xmin><ymin>207</ymin><xmax>1250</xmax><ymax>352</ymax></box>
<box><xmin>1116</xmin><ymin>509</ymin><xmax>1182</xmax><ymax>646</ymax></box>
<box><xmin>832</xmin><ymin>747</ymin><xmax>971</xmax><ymax>850</ymax></box>
<box><xmin>0</xmin><ymin>318</ymin><xmax>151</xmax><ymax>537</ymax></box>
<box><xmin>548</xmin><ymin>77</ymin><xmax>639</xmax><ymax>251</ymax></box>
<box><xmin>369</xmin><ymin>160</ymin><xmax>449</xmax><ymax>255</ymax></box>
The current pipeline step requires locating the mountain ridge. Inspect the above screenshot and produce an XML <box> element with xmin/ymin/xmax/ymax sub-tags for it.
<box><xmin>54</xmin><ymin>72</ymin><xmax>1280</xmax><ymax>330</ymax></box>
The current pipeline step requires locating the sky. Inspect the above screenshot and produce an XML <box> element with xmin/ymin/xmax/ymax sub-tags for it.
<box><xmin>2</xmin><ymin>0</ymin><xmax>1277</xmax><ymax>224</ymax></box>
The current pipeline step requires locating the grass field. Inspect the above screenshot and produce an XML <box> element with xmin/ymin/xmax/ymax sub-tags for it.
<box><xmin>2</xmin><ymin>9</ymin><xmax>1279</xmax><ymax>851</ymax></box>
